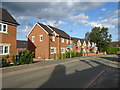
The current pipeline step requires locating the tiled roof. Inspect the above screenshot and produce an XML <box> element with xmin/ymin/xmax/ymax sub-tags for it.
<box><xmin>37</xmin><ymin>22</ymin><xmax>53</xmax><ymax>35</ymax></box>
<box><xmin>17</xmin><ymin>40</ymin><xmax>27</xmax><ymax>48</ymax></box>
<box><xmin>48</xmin><ymin>25</ymin><xmax>70</xmax><ymax>39</ymax></box>
<box><xmin>0</xmin><ymin>8</ymin><xmax>19</xmax><ymax>25</ymax></box>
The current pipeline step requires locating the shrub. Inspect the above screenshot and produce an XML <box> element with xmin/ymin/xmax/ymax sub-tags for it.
<box><xmin>12</xmin><ymin>55</ymin><xmax>17</xmax><ymax>66</ymax></box>
<box><xmin>19</xmin><ymin>51</ymin><xmax>34</xmax><ymax>64</ymax></box>
<box><xmin>76</xmin><ymin>51</ymin><xmax>83</xmax><ymax>57</ymax></box>
<box><xmin>66</xmin><ymin>51</ymin><xmax>70</xmax><ymax>58</ymax></box>
<box><xmin>63</xmin><ymin>53</ymin><xmax>66</xmax><ymax>59</ymax></box>
<box><xmin>106</xmin><ymin>47</ymin><xmax>119</xmax><ymax>54</ymax></box>
<box><xmin>58</xmin><ymin>53</ymin><xmax>62</xmax><ymax>59</ymax></box>
<box><xmin>53</xmin><ymin>53</ymin><xmax>56</xmax><ymax>60</ymax></box>
<box><xmin>2</xmin><ymin>58</ymin><xmax>11</xmax><ymax>67</ymax></box>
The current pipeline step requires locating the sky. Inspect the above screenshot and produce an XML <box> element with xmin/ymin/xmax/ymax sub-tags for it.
<box><xmin>1</xmin><ymin>0</ymin><xmax>120</xmax><ymax>41</ymax></box>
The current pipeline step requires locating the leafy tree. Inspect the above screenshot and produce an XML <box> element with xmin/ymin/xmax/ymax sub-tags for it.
<box><xmin>85</xmin><ymin>27</ymin><xmax>112</xmax><ymax>52</ymax></box>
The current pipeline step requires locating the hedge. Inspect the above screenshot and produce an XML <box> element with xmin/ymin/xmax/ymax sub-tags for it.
<box><xmin>106</xmin><ymin>47</ymin><xmax>119</xmax><ymax>54</ymax></box>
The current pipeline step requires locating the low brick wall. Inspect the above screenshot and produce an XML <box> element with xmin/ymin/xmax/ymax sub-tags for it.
<box><xmin>83</xmin><ymin>52</ymin><xmax>105</xmax><ymax>56</ymax></box>
<box><xmin>33</xmin><ymin>58</ymin><xmax>45</xmax><ymax>61</ymax></box>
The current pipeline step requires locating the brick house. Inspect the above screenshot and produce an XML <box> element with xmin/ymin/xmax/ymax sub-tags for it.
<box><xmin>71</xmin><ymin>37</ymin><xmax>95</xmax><ymax>53</ymax></box>
<box><xmin>16</xmin><ymin>40</ymin><xmax>28</xmax><ymax>55</ymax></box>
<box><xmin>27</xmin><ymin>22</ymin><xmax>74</xmax><ymax>59</ymax></box>
<box><xmin>0</xmin><ymin>8</ymin><xmax>19</xmax><ymax>58</ymax></box>
<box><xmin>27</xmin><ymin>22</ymin><xmax>97</xmax><ymax>60</ymax></box>
<box><xmin>110</xmin><ymin>41</ymin><xmax>120</xmax><ymax>47</ymax></box>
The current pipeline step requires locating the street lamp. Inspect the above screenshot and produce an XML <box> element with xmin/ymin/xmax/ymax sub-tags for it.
<box><xmin>69</xmin><ymin>30</ymin><xmax>72</xmax><ymax>58</ymax></box>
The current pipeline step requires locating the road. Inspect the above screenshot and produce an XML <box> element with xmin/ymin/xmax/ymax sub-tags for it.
<box><xmin>2</xmin><ymin>55</ymin><xmax>119</xmax><ymax>88</ymax></box>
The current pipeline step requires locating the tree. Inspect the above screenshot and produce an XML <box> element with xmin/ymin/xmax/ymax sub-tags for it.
<box><xmin>85</xmin><ymin>27</ymin><xmax>112</xmax><ymax>52</ymax></box>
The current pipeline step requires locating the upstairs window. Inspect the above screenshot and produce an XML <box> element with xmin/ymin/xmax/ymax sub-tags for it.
<box><xmin>52</xmin><ymin>36</ymin><xmax>55</xmax><ymax>42</ymax></box>
<box><xmin>39</xmin><ymin>35</ymin><xmax>43</xmax><ymax>42</ymax></box>
<box><xmin>32</xmin><ymin>36</ymin><xmax>35</xmax><ymax>42</ymax></box>
<box><xmin>61</xmin><ymin>38</ymin><xmax>64</xmax><ymax>43</ymax></box>
<box><xmin>0</xmin><ymin>23</ymin><xmax>7</xmax><ymax>33</ymax></box>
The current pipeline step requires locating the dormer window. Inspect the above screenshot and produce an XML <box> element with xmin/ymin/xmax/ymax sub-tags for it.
<box><xmin>61</xmin><ymin>38</ymin><xmax>64</xmax><ymax>43</ymax></box>
<box><xmin>83</xmin><ymin>41</ymin><xmax>86</xmax><ymax>46</ymax></box>
<box><xmin>0</xmin><ymin>23</ymin><xmax>7</xmax><ymax>33</ymax></box>
<box><xmin>52</xmin><ymin>36</ymin><xmax>55</xmax><ymax>42</ymax></box>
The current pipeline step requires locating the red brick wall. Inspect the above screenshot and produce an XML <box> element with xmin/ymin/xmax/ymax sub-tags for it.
<box><xmin>0</xmin><ymin>23</ymin><xmax>17</xmax><ymax>57</ymax></box>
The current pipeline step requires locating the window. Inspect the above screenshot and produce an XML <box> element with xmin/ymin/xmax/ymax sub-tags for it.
<box><xmin>51</xmin><ymin>47</ymin><xmax>56</xmax><ymax>54</ymax></box>
<box><xmin>32</xmin><ymin>36</ymin><xmax>35</xmax><ymax>42</ymax></box>
<box><xmin>61</xmin><ymin>48</ymin><xmax>65</xmax><ymax>53</ymax></box>
<box><xmin>66</xmin><ymin>39</ymin><xmax>69</xmax><ymax>44</ymax></box>
<box><xmin>61</xmin><ymin>38</ymin><xmax>64</xmax><ymax>43</ymax></box>
<box><xmin>70</xmin><ymin>40</ymin><xmax>72</xmax><ymax>44</ymax></box>
<box><xmin>0</xmin><ymin>24</ymin><xmax>1</xmax><ymax>31</ymax></box>
<box><xmin>0</xmin><ymin>23</ymin><xmax>7</xmax><ymax>33</ymax></box>
<box><xmin>0</xmin><ymin>45</ymin><xmax>9</xmax><ymax>55</ymax></box>
<box><xmin>52</xmin><ymin>36</ymin><xmax>55</xmax><ymax>42</ymax></box>
<box><xmin>39</xmin><ymin>35</ymin><xmax>43</xmax><ymax>42</ymax></box>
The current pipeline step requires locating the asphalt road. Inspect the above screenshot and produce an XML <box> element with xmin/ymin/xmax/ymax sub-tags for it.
<box><xmin>2</xmin><ymin>55</ymin><xmax>119</xmax><ymax>88</ymax></box>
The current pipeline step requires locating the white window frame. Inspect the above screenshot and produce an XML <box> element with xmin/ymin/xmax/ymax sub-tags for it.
<box><xmin>52</xmin><ymin>36</ymin><xmax>55</xmax><ymax>42</ymax></box>
<box><xmin>61</xmin><ymin>38</ymin><xmax>64</xmax><ymax>43</ymax></box>
<box><xmin>66</xmin><ymin>39</ymin><xmax>69</xmax><ymax>44</ymax></box>
<box><xmin>61</xmin><ymin>48</ymin><xmax>65</xmax><ymax>53</ymax></box>
<box><xmin>50</xmin><ymin>47</ymin><xmax>56</xmax><ymax>54</ymax></box>
<box><xmin>39</xmin><ymin>35</ymin><xmax>43</xmax><ymax>42</ymax></box>
<box><xmin>0</xmin><ymin>23</ymin><xmax>8</xmax><ymax>34</ymax></box>
<box><xmin>32</xmin><ymin>36</ymin><xmax>35</xmax><ymax>42</ymax></box>
<box><xmin>0</xmin><ymin>45</ymin><xmax>9</xmax><ymax>55</ymax></box>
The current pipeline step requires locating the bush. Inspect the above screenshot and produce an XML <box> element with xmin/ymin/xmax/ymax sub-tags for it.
<box><xmin>19</xmin><ymin>51</ymin><xmax>34</xmax><ymax>64</ymax></box>
<box><xmin>63</xmin><ymin>53</ymin><xmax>66</xmax><ymax>59</ymax></box>
<box><xmin>2</xmin><ymin>58</ymin><xmax>11</xmax><ymax>67</ymax></box>
<box><xmin>76</xmin><ymin>51</ymin><xmax>83</xmax><ymax>57</ymax></box>
<box><xmin>12</xmin><ymin>55</ymin><xmax>17</xmax><ymax>66</ymax></box>
<box><xmin>106</xmin><ymin>47</ymin><xmax>119</xmax><ymax>54</ymax></box>
<box><xmin>53</xmin><ymin>53</ymin><xmax>57</xmax><ymax>60</ymax></box>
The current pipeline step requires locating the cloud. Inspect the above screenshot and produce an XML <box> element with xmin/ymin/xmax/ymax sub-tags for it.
<box><xmin>2</xmin><ymin>2</ymin><xmax>103</xmax><ymax>21</ymax></box>
<box><xmin>69</xmin><ymin>13</ymin><xmax>89</xmax><ymax>25</ymax></box>
<box><xmin>101</xmin><ymin>8</ymin><xmax>106</xmax><ymax>11</ymax></box>
<box><xmin>43</xmin><ymin>20</ymin><xmax>66</xmax><ymax>27</ymax></box>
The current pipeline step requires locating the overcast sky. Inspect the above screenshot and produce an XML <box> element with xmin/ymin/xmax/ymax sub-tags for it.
<box><xmin>1</xmin><ymin>1</ymin><xmax>119</xmax><ymax>41</ymax></box>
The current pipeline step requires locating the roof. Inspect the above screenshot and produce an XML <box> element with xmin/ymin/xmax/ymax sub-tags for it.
<box><xmin>0</xmin><ymin>8</ymin><xmax>19</xmax><ymax>25</ymax></box>
<box><xmin>37</xmin><ymin>22</ymin><xmax>70</xmax><ymax>39</ymax></box>
<box><xmin>37</xmin><ymin>22</ymin><xmax>53</xmax><ymax>35</ymax></box>
<box><xmin>71</xmin><ymin>37</ymin><xmax>87</xmax><ymax>45</ymax></box>
<box><xmin>17</xmin><ymin>40</ymin><xmax>27</xmax><ymax>48</ymax></box>
<box><xmin>48</xmin><ymin>25</ymin><xmax>70</xmax><ymax>39</ymax></box>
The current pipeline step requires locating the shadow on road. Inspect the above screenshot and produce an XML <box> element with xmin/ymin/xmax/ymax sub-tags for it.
<box><xmin>100</xmin><ymin>55</ymin><xmax>120</xmax><ymax>62</ymax></box>
<box><xmin>39</xmin><ymin>60</ymin><xmax>107</xmax><ymax>88</ymax></box>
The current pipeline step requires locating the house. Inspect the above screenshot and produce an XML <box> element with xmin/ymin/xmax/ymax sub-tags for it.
<box><xmin>71</xmin><ymin>37</ymin><xmax>92</xmax><ymax>53</ymax></box>
<box><xmin>110</xmin><ymin>41</ymin><xmax>120</xmax><ymax>47</ymax></box>
<box><xmin>0</xmin><ymin>8</ymin><xmax>19</xmax><ymax>58</ymax></box>
<box><xmin>27</xmin><ymin>22</ymin><xmax>74</xmax><ymax>60</ymax></box>
<box><xmin>27</xmin><ymin>22</ymin><xmax>98</xmax><ymax>60</ymax></box>
<box><xmin>16</xmin><ymin>40</ymin><xmax>28</xmax><ymax>55</ymax></box>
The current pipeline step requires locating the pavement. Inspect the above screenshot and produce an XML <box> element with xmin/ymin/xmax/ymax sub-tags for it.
<box><xmin>1</xmin><ymin>55</ymin><xmax>120</xmax><ymax>88</ymax></box>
